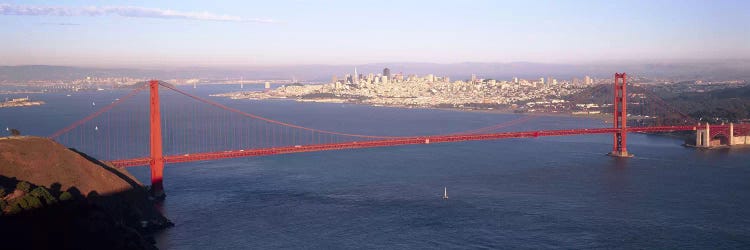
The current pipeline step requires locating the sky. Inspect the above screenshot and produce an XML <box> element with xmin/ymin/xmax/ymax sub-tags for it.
<box><xmin>0</xmin><ymin>0</ymin><xmax>748</xmax><ymax>67</ymax></box>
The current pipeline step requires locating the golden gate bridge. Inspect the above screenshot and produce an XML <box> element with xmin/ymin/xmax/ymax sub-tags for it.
<box><xmin>47</xmin><ymin>73</ymin><xmax>750</xmax><ymax>196</ymax></box>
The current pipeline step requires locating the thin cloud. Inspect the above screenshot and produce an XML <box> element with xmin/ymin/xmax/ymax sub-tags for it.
<box><xmin>39</xmin><ymin>22</ymin><xmax>81</xmax><ymax>26</ymax></box>
<box><xmin>0</xmin><ymin>4</ymin><xmax>276</xmax><ymax>23</ymax></box>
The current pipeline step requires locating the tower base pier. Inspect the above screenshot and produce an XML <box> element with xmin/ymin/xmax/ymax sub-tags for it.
<box><xmin>607</xmin><ymin>151</ymin><xmax>634</xmax><ymax>158</ymax></box>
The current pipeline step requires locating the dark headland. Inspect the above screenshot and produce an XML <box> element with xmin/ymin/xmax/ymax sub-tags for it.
<box><xmin>0</xmin><ymin>136</ymin><xmax>172</xmax><ymax>250</ymax></box>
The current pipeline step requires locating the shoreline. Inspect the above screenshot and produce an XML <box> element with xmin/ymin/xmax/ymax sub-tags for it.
<box><xmin>0</xmin><ymin>100</ymin><xmax>45</xmax><ymax>109</ymax></box>
<box><xmin>216</xmin><ymin>94</ymin><xmax>611</xmax><ymax>122</ymax></box>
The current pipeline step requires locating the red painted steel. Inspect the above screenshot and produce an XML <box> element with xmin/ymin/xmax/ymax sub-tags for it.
<box><xmin>611</xmin><ymin>73</ymin><xmax>629</xmax><ymax>157</ymax></box>
<box><xmin>109</xmin><ymin>125</ymin><xmax>712</xmax><ymax>168</ymax></box>
<box><xmin>49</xmin><ymin>84</ymin><xmax>148</xmax><ymax>139</ymax></box>
<box><xmin>149</xmin><ymin>80</ymin><xmax>165</xmax><ymax>196</ymax></box>
<box><xmin>47</xmin><ymin>78</ymin><xmax>750</xmax><ymax>198</ymax></box>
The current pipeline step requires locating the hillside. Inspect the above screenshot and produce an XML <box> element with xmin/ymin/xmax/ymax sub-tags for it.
<box><xmin>0</xmin><ymin>136</ymin><xmax>171</xmax><ymax>249</ymax></box>
<box><xmin>665</xmin><ymin>85</ymin><xmax>750</xmax><ymax>121</ymax></box>
<box><xmin>0</xmin><ymin>136</ymin><xmax>139</xmax><ymax>196</ymax></box>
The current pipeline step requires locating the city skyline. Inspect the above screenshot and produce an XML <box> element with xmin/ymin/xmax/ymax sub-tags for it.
<box><xmin>1</xmin><ymin>0</ymin><xmax>749</xmax><ymax>67</ymax></box>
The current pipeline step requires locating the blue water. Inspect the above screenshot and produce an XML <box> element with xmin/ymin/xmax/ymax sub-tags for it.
<box><xmin>2</xmin><ymin>85</ymin><xmax>750</xmax><ymax>249</ymax></box>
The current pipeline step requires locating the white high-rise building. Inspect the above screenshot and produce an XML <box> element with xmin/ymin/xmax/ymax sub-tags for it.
<box><xmin>352</xmin><ymin>67</ymin><xmax>359</xmax><ymax>84</ymax></box>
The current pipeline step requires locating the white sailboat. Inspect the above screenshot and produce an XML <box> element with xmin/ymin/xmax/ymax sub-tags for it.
<box><xmin>443</xmin><ymin>187</ymin><xmax>449</xmax><ymax>199</ymax></box>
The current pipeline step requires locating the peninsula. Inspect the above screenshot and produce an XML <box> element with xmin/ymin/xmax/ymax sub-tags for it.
<box><xmin>0</xmin><ymin>97</ymin><xmax>44</xmax><ymax>108</ymax></box>
<box><xmin>213</xmin><ymin>69</ymin><xmax>584</xmax><ymax>112</ymax></box>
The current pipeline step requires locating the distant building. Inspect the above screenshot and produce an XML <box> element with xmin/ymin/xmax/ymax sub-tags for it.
<box><xmin>383</xmin><ymin>68</ymin><xmax>391</xmax><ymax>78</ymax></box>
<box><xmin>332</xmin><ymin>75</ymin><xmax>337</xmax><ymax>84</ymax></box>
<box><xmin>584</xmin><ymin>75</ymin><xmax>592</xmax><ymax>85</ymax></box>
<box><xmin>353</xmin><ymin>67</ymin><xmax>359</xmax><ymax>84</ymax></box>
<box><xmin>396</xmin><ymin>73</ymin><xmax>404</xmax><ymax>82</ymax></box>
<box><xmin>471</xmin><ymin>74</ymin><xmax>477</xmax><ymax>83</ymax></box>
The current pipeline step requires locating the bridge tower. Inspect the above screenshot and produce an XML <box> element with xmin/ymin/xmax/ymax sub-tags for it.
<box><xmin>149</xmin><ymin>80</ymin><xmax>166</xmax><ymax>198</ymax></box>
<box><xmin>609</xmin><ymin>73</ymin><xmax>633</xmax><ymax>157</ymax></box>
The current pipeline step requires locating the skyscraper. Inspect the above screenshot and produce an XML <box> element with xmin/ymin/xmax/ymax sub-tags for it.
<box><xmin>471</xmin><ymin>74</ymin><xmax>477</xmax><ymax>83</ymax></box>
<box><xmin>353</xmin><ymin>67</ymin><xmax>359</xmax><ymax>84</ymax></box>
<box><xmin>383</xmin><ymin>68</ymin><xmax>391</xmax><ymax>78</ymax></box>
<box><xmin>584</xmin><ymin>75</ymin><xmax>592</xmax><ymax>85</ymax></box>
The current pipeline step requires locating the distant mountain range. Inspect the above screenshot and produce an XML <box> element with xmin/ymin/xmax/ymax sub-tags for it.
<box><xmin>1</xmin><ymin>60</ymin><xmax>749</xmax><ymax>82</ymax></box>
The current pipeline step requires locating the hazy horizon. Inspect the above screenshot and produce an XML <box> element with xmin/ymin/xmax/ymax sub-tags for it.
<box><xmin>3</xmin><ymin>58</ymin><xmax>750</xmax><ymax>69</ymax></box>
<box><xmin>2</xmin><ymin>0</ymin><xmax>749</xmax><ymax>67</ymax></box>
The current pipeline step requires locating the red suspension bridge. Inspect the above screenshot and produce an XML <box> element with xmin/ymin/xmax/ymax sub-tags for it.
<box><xmin>48</xmin><ymin>73</ymin><xmax>750</xmax><ymax>196</ymax></box>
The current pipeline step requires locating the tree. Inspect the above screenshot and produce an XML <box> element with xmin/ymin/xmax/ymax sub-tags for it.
<box><xmin>21</xmin><ymin>195</ymin><xmax>43</xmax><ymax>209</ymax></box>
<box><xmin>16</xmin><ymin>181</ymin><xmax>31</xmax><ymax>193</ymax></box>
<box><xmin>59</xmin><ymin>191</ymin><xmax>73</xmax><ymax>201</ymax></box>
<box><xmin>7</xmin><ymin>203</ymin><xmax>22</xmax><ymax>214</ymax></box>
<box><xmin>9</xmin><ymin>128</ymin><xmax>20</xmax><ymax>136</ymax></box>
<box><xmin>30</xmin><ymin>187</ymin><xmax>57</xmax><ymax>205</ymax></box>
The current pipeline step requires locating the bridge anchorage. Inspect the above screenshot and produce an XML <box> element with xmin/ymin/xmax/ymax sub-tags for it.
<box><xmin>695</xmin><ymin>122</ymin><xmax>750</xmax><ymax>148</ymax></box>
<box><xmin>608</xmin><ymin>72</ymin><xmax>633</xmax><ymax>158</ymax></box>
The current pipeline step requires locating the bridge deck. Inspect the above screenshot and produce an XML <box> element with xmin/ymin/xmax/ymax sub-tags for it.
<box><xmin>109</xmin><ymin>125</ymin><xmax>702</xmax><ymax>168</ymax></box>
